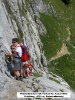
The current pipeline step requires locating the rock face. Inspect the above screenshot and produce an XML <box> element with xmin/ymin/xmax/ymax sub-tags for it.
<box><xmin>0</xmin><ymin>0</ymin><xmax>75</xmax><ymax>100</ymax></box>
<box><xmin>0</xmin><ymin>0</ymin><xmax>47</xmax><ymax>74</ymax></box>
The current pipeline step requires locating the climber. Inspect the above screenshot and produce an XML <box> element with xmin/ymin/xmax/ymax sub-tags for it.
<box><xmin>22</xmin><ymin>61</ymin><xmax>33</xmax><ymax>77</ymax></box>
<box><xmin>5</xmin><ymin>45</ymin><xmax>15</xmax><ymax>76</ymax></box>
<box><xmin>8</xmin><ymin>44</ymin><xmax>15</xmax><ymax>62</ymax></box>
<box><xmin>5</xmin><ymin>38</ymin><xmax>23</xmax><ymax>81</ymax></box>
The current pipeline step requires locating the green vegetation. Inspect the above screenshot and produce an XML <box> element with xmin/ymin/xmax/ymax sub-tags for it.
<box><xmin>3</xmin><ymin>0</ymin><xmax>14</xmax><ymax>21</ymax></box>
<box><xmin>33</xmin><ymin>72</ymin><xmax>42</xmax><ymax>77</ymax></box>
<box><xmin>3</xmin><ymin>0</ymin><xmax>13</xmax><ymax>16</ymax></box>
<box><xmin>18</xmin><ymin>1</ymin><xmax>26</xmax><ymax>17</ymax></box>
<box><xmin>40</xmin><ymin>0</ymin><xmax>75</xmax><ymax>91</ymax></box>
<box><xmin>49</xmin><ymin>77</ymin><xmax>60</xmax><ymax>84</ymax></box>
<box><xmin>34</xmin><ymin>87</ymin><xmax>40</xmax><ymax>92</ymax></box>
<box><xmin>48</xmin><ymin>50</ymin><xmax>75</xmax><ymax>91</ymax></box>
<box><xmin>18</xmin><ymin>26</ymin><xmax>24</xmax><ymax>43</ymax></box>
<box><xmin>40</xmin><ymin>13</ymin><xmax>68</xmax><ymax>60</ymax></box>
<box><xmin>25</xmin><ymin>0</ymin><xmax>30</xmax><ymax>11</ymax></box>
<box><xmin>60</xmin><ymin>89</ymin><xmax>64</xmax><ymax>92</ymax></box>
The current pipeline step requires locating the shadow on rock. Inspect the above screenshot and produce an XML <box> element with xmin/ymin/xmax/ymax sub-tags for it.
<box><xmin>5</xmin><ymin>60</ymin><xmax>14</xmax><ymax>77</ymax></box>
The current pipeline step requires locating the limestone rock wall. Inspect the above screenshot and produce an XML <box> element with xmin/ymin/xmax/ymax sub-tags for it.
<box><xmin>0</xmin><ymin>0</ymin><xmax>47</xmax><ymax>97</ymax></box>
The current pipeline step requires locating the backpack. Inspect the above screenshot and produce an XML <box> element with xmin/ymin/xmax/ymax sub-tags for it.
<box><xmin>20</xmin><ymin>45</ymin><xmax>30</xmax><ymax>62</ymax></box>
